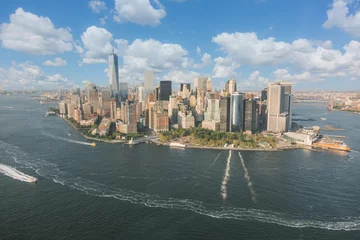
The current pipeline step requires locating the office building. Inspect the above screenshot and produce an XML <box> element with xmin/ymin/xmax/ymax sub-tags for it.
<box><xmin>144</xmin><ymin>70</ymin><xmax>154</xmax><ymax>97</ymax></box>
<box><xmin>119</xmin><ymin>82</ymin><xmax>128</xmax><ymax>102</ymax></box>
<box><xmin>219</xmin><ymin>96</ymin><xmax>230</xmax><ymax>132</ymax></box>
<box><xmin>59</xmin><ymin>101</ymin><xmax>67</xmax><ymax>116</ymax></box>
<box><xmin>229</xmin><ymin>92</ymin><xmax>245</xmax><ymax>132</ymax></box>
<box><xmin>154</xmin><ymin>111</ymin><xmax>169</xmax><ymax>132</ymax></box>
<box><xmin>267</xmin><ymin>82</ymin><xmax>292</xmax><ymax>133</ymax></box>
<box><xmin>99</xmin><ymin>89</ymin><xmax>111</xmax><ymax>116</ymax></box>
<box><xmin>194</xmin><ymin>76</ymin><xmax>211</xmax><ymax>95</ymax></box>
<box><xmin>244</xmin><ymin>99</ymin><xmax>258</xmax><ymax>134</ymax></box>
<box><xmin>261</xmin><ymin>89</ymin><xmax>267</xmax><ymax>101</ymax></box>
<box><xmin>110</xmin><ymin>98</ymin><xmax>117</xmax><ymax>122</ymax></box>
<box><xmin>159</xmin><ymin>81</ymin><xmax>172</xmax><ymax>101</ymax></box>
<box><xmin>109</xmin><ymin>53</ymin><xmax>119</xmax><ymax>98</ymax></box>
<box><xmin>87</xmin><ymin>84</ymin><xmax>99</xmax><ymax>114</ymax></box>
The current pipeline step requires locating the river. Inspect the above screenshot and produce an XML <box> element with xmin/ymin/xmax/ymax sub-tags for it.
<box><xmin>0</xmin><ymin>95</ymin><xmax>359</xmax><ymax>239</ymax></box>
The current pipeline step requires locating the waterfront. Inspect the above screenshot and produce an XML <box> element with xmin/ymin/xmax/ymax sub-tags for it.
<box><xmin>1</xmin><ymin>95</ymin><xmax>360</xmax><ymax>239</ymax></box>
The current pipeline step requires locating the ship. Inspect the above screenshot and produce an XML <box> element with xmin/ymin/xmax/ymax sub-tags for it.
<box><xmin>90</xmin><ymin>142</ymin><xmax>97</xmax><ymax>147</ymax></box>
<box><xmin>45</xmin><ymin>111</ymin><xmax>56</xmax><ymax>117</ymax></box>
<box><xmin>313</xmin><ymin>135</ymin><xmax>350</xmax><ymax>152</ymax></box>
<box><xmin>321</xmin><ymin>118</ymin><xmax>327</xmax><ymax>120</ymax></box>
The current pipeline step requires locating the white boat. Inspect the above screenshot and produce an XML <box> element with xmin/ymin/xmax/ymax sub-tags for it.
<box><xmin>170</xmin><ymin>142</ymin><xmax>187</xmax><ymax>148</ymax></box>
<box><xmin>321</xmin><ymin>118</ymin><xmax>327</xmax><ymax>120</ymax></box>
<box><xmin>28</xmin><ymin>177</ymin><xmax>38</xmax><ymax>183</ymax></box>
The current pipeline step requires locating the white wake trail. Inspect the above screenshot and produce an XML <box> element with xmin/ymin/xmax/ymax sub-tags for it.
<box><xmin>221</xmin><ymin>150</ymin><xmax>232</xmax><ymax>200</ymax></box>
<box><xmin>207</xmin><ymin>151</ymin><xmax>223</xmax><ymax>171</ymax></box>
<box><xmin>42</xmin><ymin>131</ymin><xmax>92</xmax><ymax>146</ymax></box>
<box><xmin>239</xmin><ymin>152</ymin><xmax>257</xmax><ymax>203</ymax></box>
<box><xmin>0</xmin><ymin>163</ymin><xmax>36</xmax><ymax>183</ymax></box>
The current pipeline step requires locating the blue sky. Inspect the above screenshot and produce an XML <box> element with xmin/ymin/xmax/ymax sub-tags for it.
<box><xmin>0</xmin><ymin>0</ymin><xmax>359</xmax><ymax>91</ymax></box>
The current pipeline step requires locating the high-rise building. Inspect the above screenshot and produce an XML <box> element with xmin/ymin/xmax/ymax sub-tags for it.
<box><xmin>110</xmin><ymin>98</ymin><xmax>117</xmax><ymax>122</ymax></box>
<box><xmin>144</xmin><ymin>70</ymin><xmax>154</xmax><ymax>97</ymax></box>
<box><xmin>99</xmin><ymin>89</ymin><xmax>111</xmax><ymax>116</ymax></box>
<box><xmin>119</xmin><ymin>82</ymin><xmax>128</xmax><ymax>102</ymax></box>
<box><xmin>59</xmin><ymin>101</ymin><xmax>67</xmax><ymax>116</ymax></box>
<box><xmin>261</xmin><ymin>89</ymin><xmax>268</xmax><ymax>101</ymax></box>
<box><xmin>116</xmin><ymin>100</ymin><xmax>137</xmax><ymax>134</ymax></box>
<box><xmin>180</xmin><ymin>83</ymin><xmax>191</xmax><ymax>92</ymax></box>
<box><xmin>154</xmin><ymin>111</ymin><xmax>169</xmax><ymax>132</ymax></box>
<box><xmin>229</xmin><ymin>77</ymin><xmax>237</xmax><ymax>94</ymax></box>
<box><xmin>244</xmin><ymin>99</ymin><xmax>258</xmax><ymax>134</ymax></box>
<box><xmin>219</xmin><ymin>96</ymin><xmax>230</xmax><ymax>132</ymax></box>
<box><xmin>267</xmin><ymin>82</ymin><xmax>291</xmax><ymax>133</ymax></box>
<box><xmin>109</xmin><ymin>53</ymin><xmax>119</xmax><ymax>98</ymax></box>
<box><xmin>159</xmin><ymin>81</ymin><xmax>172</xmax><ymax>101</ymax></box>
<box><xmin>229</xmin><ymin>92</ymin><xmax>245</xmax><ymax>132</ymax></box>
<box><xmin>204</xmin><ymin>99</ymin><xmax>220</xmax><ymax>122</ymax></box>
<box><xmin>206</xmin><ymin>78</ymin><xmax>212</xmax><ymax>92</ymax></box>
<box><xmin>138</xmin><ymin>86</ymin><xmax>145</xmax><ymax>102</ymax></box>
<box><xmin>194</xmin><ymin>76</ymin><xmax>210</xmax><ymax>94</ymax></box>
<box><xmin>87</xmin><ymin>84</ymin><xmax>99</xmax><ymax>114</ymax></box>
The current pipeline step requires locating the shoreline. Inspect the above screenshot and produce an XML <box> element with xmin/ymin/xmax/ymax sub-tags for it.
<box><xmin>58</xmin><ymin>115</ymin><xmax>310</xmax><ymax>152</ymax></box>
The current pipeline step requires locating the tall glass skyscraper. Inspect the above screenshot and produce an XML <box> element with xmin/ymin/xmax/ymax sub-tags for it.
<box><xmin>109</xmin><ymin>53</ymin><xmax>119</xmax><ymax>99</ymax></box>
<box><xmin>159</xmin><ymin>81</ymin><xmax>172</xmax><ymax>101</ymax></box>
<box><xmin>229</xmin><ymin>92</ymin><xmax>245</xmax><ymax>132</ymax></box>
<box><xmin>144</xmin><ymin>70</ymin><xmax>154</xmax><ymax>97</ymax></box>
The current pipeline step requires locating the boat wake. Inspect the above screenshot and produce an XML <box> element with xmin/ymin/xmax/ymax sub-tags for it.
<box><xmin>1</xmin><ymin>139</ymin><xmax>360</xmax><ymax>231</ymax></box>
<box><xmin>41</xmin><ymin>131</ymin><xmax>93</xmax><ymax>146</ymax></box>
<box><xmin>207</xmin><ymin>151</ymin><xmax>223</xmax><ymax>171</ymax></box>
<box><xmin>0</xmin><ymin>106</ymin><xmax>14</xmax><ymax>109</ymax></box>
<box><xmin>239</xmin><ymin>152</ymin><xmax>257</xmax><ymax>203</ymax></box>
<box><xmin>0</xmin><ymin>163</ymin><xmax>36</xmax><ymax>183</ymax></box>
<box><xmin>221</xmin><ymin>150</ymin><xmax>232</xmax><ymax>200</ymax></box>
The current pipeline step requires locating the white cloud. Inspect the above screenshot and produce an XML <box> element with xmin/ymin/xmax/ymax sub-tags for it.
<box><xmin>163</xmin><ymin>70</ymin><xmax>200</xmax><ymax>83</ymax></box>
<box><xmin>0</xmin><ymin>62</ymin><xmax>73</xmax><ymax>90</ymax></box>
<box><xmin>116</xmin><ymin>38</ymin><xmax>191</xmax><ymax>73</ymax></box>
<box><xmin>0</xmin><ymin>8</ymin><xmax>73</xmax><ymax>55</ymax></box>
<box><xmin>80</xmin><ymin>26</ymin><xmax>113</xmax><ymax>64</ymax></box>
<box><xmin>273</xmin><ymin>69</ymin><xmax>318</xmax><ymax>82</ymax></box>
<box><xmin>89</xmin><ymin>0</ymin><xmax>107</xmax><ymax>13</ymax></box>
<box><xmin>212</xmin><ymin>57</ymin><xmax>240</xmax><ymax>78</ymax></box>
<box><xmin>323</xmin><ymin>0</ymin><xmax>360</xmax><ymax>37</ymax></box>
<box><xmin>43</xmin><ymin>57</ymin><xmax>67</xmax><ymax>67</ymax></box>
<box><xmin>212</xmin><ymin>32</ymin><xmax>292</xmax><ymax>65</ymax></box>
<box><xmin>114</xmin><ymin>0</ymin><xmax>166</xmax><ymax>26</ymax></box>
<box><xmin>243</xmin><ymin>71</ymin><xmax>269</xmax><ymax>88</ymax></box>
<box><xmin>100</xmin><ymin>17</ymin><xmax>106</xmax><ymax>25</ymax></box>
<box><xmin>194</xmin><ymin>53</ymin><xmax>212</xmax><ymax>68</ymax></box>
<box><xmin>196</xmin><ymin>47</ymin><xmax>201</xmax><ymax>55</ymax></box>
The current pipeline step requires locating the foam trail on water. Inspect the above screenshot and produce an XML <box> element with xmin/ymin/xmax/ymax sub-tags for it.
<box><xmin>2</xmin><ymin>139</ymin><xmax>360</xmax><ymax>231</ymax></box>
<box><xmin>208</xmin><ymin>151</ymin><xmax>222</xmax><ymax>171</ymax></box>
<box><xmin>239</xmin><ymin>152</ymin><xmax>257</xmax><ymax>203</ymax></box>
<box><xmin>221</xmin><ymin>150</ymin><xmax>232</xmax><ymax>200</ymax></box>
<box><xmin>0</xmin><ymin>106</ymin><xmax>14</xmax><ymax>109</ymax></box>
<box><xmin>41</xmin><ymin>131</ymin><xmax>92</xmax><ymax>146</ymax></box>
<box><xmin>0</xmin><ymin>163</ymin><xmax>36</xmax><ymax>182</ymax></box>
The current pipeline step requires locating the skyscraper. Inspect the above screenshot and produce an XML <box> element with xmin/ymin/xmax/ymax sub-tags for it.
<box><xmin>219</xmin><ymin>96</ymin><xmax>230</xmax><ymax>132</ymax></box>
<box><xmin>109</xmin><ymin>53</ymin><xmax>119</xmax><ymax>99</ymax></box>
<box><xmin>194</xmin><ymin>76</ymin><xmax>210</xmax><ymax>95</ymax></box>
<box><xmin>119</xmin><ymin>82</ymin><xmax>128</xmax><ymax>102</ymax></box>
<box><xmin>244</xmin><ymin>99</ymin><xmax>258</xmax><ymax>134</ymax></box>
<box><xmin>229</xmin><ymin>92</ymin><xmax>245</xmax><ymax>132</ymax></box>
<box><xmin>159</xmin><ymin>81</ymin><xmax>172</xmax><ymax>101</ymax></box>
<box><xmin>144</xmin><ymin>70</ymin><xmax>154</xmax><ymax>97</ymax></box>
<box><xmin>229</xmin><ymin>77</ymin><xmax>237</xmax><ymax>94</ymax></box>
<box><xmin>267</xmin><ymin>82</ymin><xmax>292</xmax><ymax>133</ymax></box>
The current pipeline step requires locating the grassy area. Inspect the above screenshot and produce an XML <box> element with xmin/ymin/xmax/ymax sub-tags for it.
<box><xmin>159</xmin><ymin>127</ymin><xmax>277</xmax><ymax>148</ymax></box>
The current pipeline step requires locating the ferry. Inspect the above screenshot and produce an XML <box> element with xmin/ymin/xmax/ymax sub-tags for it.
<box><xmin>313</xmin><ymin>141</ymin><xmax>350</xmax><ymax>151</ymax></box>
<box><xmin>90</xmin><ymin>142</ymin><xmax>97</xmax><ymax>147</ymax></box>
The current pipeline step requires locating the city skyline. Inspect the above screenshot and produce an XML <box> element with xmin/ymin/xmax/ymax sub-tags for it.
<box><xmin>1</xmin><ymin>0</ymin><xmax>360</xmax><ymax>91</ymax></box>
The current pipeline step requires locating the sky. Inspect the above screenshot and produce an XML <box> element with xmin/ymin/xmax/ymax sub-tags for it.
<box><xmin>0</xmin><ymin>0</ymin><xmax>360</xmax><ymax>91</ymax></box>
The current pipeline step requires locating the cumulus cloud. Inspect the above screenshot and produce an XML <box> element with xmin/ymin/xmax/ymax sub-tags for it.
<box><xmin>212</xmin><ymin>32</ymin><xmax>292</xmax><ymax>65</ymax></box>
<box><xmin>196</xmin><ymin>47</ymin><xmax>201</xmax><ymax>55</ymax></box>
<box><xmin>113</xmin><ymin>0</ymin><xmax>166</xmax><ymax>26</ymax></box>
<box><xmin>323</xmin><ymin>0</ymin><xmax>360</xmax><ymax>37</ymax></box>
<box><xmin>212</xmin><ymin>57</ymin><xmax>240</xmax><ymax>78</ymax></box>
<box><xmin>273</xmin><ymin>69</ymin><xmax>315</xmax><ymax>82</ymax></box>
<box><xmin>162</xmin><ymin>70</ymin><xmax>201</xmax><ymax>83</ymax></box>
<box><xmin>194</xmin><ymin>53</ymin><xmax>212</xmax><ymax>68</ymax></box>
<box><xmin>243</xmin><ymin>71</ymin><xmax>269</xmax><ymax>88</ymax></box>
<box><xmin>0</xmin><ymin>8</ymin><xmax>73</xmax><ymax>55</ymax></box>
<box><xmin>89</xmin><ymin>0</ymin><xmax>106</xmax><ymax>13</ymax></box>
<box><xmin>0</xmin><ymin>62</ymin><xmax>74</xmax><ymax>90</ymax></box>
<box><xmin>43</xmin><ymin>57</ymin><xmax>67</xmax><ymax>67</ymax></box>
<box><xmin>116</xmin><ymin>38</ymin><xmax>192</xmax><ymax>73</ymax></box>
<box><xmin>80</xmin><ymin>26</ymin><xmax>113</xmax><ymax>64</ymax></box>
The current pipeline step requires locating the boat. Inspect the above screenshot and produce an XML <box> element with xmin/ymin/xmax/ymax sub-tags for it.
<box><xmin>313</xmin><ymin>141</ymin><xmax>350</xmax><ymax>152</ymax></box>
<box><xmin>170</xmin><ymin>142</ymin><xmax>187</xmax><ymax>148</ymax></box>
<box><xmin>321</xmin><ymin>118</ymin><xmax>327</xmax><ymax>120</ymax></box>
<box><xmin>28</xmin><ymin>177</ymin><xmax>38</xmax><ymax>183</ymax></box>
<box><xmin>90</xmin><ymin>142</ymin><xmax>97</xmax><ymax>147</ymax></box>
